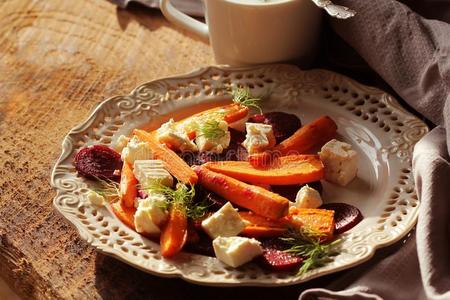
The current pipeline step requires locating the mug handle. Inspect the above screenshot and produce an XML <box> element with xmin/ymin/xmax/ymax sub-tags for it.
<box><xmin>160</xmin><ymin>0</ymin><xmax>209</xmax><ymax>39</ymax></box>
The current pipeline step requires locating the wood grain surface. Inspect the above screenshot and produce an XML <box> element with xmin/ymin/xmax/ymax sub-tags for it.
<box><xmin>0</xmin><ymin>1</ymin><xmax>408</xmax><ymax>299</ymax></box>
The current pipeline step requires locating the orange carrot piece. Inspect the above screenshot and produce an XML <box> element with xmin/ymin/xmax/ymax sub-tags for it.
<box><xmin>170</xmin><ymin>103</ymin><xmax>249</xmax><ymax>138</ymax></box>
<box><xmin>111</xmin><ymin>201</ymin><xmax>136</xmax><ymax>230</ymax></box>
<box><xmin>223</xmin><ymin>105</ymin><xmax>249</xmax><ymax>123</ymax></box>
<box><xmin>274</xmin><ymin>116</ymin><xmax>337</xmax><ymax>155</ymax></box>
<box><xmin>285</xmin><ymin>207</ymin><xmax>335</xmax><ymax>239</ymax></box>
<box><xmin>194</xmin><ymin>166</ymin><xmax>289</xmax><ymax>220</ymax></box>
<box><xmin>239</xmin><ymin>211</ymin><xmax>286</xmax><ymax>228</ymax></box>
<box><xmin>133</xmin><ymin>129</ymin><xmax>198</xmax><ymax>185</ymax></box>
<box><xmin>248</xmin><ymin>151</ymin><xmax>274</xmax><ymax>168</ymax></box>
<box><xmin>160</xmin><ymin>205</ymin><xmax>188</xmax><ymax>258</ymax></box>
<box><xmin>120</xmin><ymin>162</ymin><xmax>138</xmax><ymax>208</ymax></box>
<box><xmin>239</xmin><ymin>211</ymin><xmax>287</xmax><ymax>238</ymax></box>
<box><xmin>241</xmin><ymin>226</ymin><xmax>287</xmax><ymax>238</ymax></box>
<box><xmin>203</xmin><ymin>155</ymin><xmax>324</xmax><ymax>185</ymax></box>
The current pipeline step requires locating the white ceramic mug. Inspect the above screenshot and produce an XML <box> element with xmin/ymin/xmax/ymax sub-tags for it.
<box><xmin>160</xmin><ymin>0</ymin><xmax>322</xmax><ymax>66</ymax></box>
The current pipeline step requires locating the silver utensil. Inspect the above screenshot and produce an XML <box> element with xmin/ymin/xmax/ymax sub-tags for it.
<box><xmin>311</xmin><ymin>0</ymin><xmax>356</xmax><ymax>19</ymax></box>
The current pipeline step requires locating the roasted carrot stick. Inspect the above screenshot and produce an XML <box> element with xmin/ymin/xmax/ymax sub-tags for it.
<box><xmin>120</xmin><ymin>162</ymin><xmax>138</xmax><ymax>208</ymax></box>
<box><xmin>239</xmin><ymin>211</ymin><xmax>287</xmax><ymax>238</ymax></box>
<box><xmin>111</xmin><ymin>201</ymin><xmax>136</xmax><ymax>230</ymax></box>
<box><xmin>274</xmin><ymin>116</ymin><xmax>337</xmax><ymax>155</ymax></box>
<box><xmin>284</xmin><ymin>207</ymin><xmax>335</xmax><ymax>240</ymax></box>
<box><xmin>168</xmin><ymin>103</ymin><xmax>249</xmax><ymax>139</ymax></box>
<box><xmin>204</xmin><ymin>155</ymin><xmax>324</xmax><ymax>185</ymax></box>
<box><xmin>133</xmin><ymin>129</ymin><xmax>198</xmax><ymax>185</ymax></box>
<box><xmin>194</xmin><ymin>166</ymin><xmax>290</xmax><ymax>220</ymax></box>
<box><xmin>223</xmin><ymin>104</ymin><xmax>249</xmax><ymax>123</ymax></box>
<box><xmin>160</xmin><ymin>204</ymin><xmax>188</xmax><ymax>258</ymax></box>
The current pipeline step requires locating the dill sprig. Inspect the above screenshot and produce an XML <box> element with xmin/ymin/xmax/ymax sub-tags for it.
<box><xmin>280</xmin><ymin>228</ymin><xmax>341</xmax><ymax>276</ymax></box>
<box><xmin>231</xmin><ymin>86</ymin><xmax>263</xmax><ymax>113</ymax></box>
<box><xmin>92</xmin><ymin>176</ymin><xmax>120</xmax><ymax>201</ymax></box>
<box><xmin>143</xmin><ymin>182</ymin><xmax>210</xmax><ymax>220</ymax></box>
<box><xmin>197</xmin><ymin>120</ymin><xmax>227</xmax><ymax>140</ymax></box>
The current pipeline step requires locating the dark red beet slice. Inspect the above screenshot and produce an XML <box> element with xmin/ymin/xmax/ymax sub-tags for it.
<box><xmin>74</xmin><ymin>145</ymin><xmax>123</xmax><ymax>181</ymax></box>
<box><xmin>194</xmin><ymin>185</ymin><xmax>227</xmax><ymax>211</ymax></box>
<box><xmin>249</xmin><ymin>112</ymin><xmax>302</xmax><ymax>144</ymax></box>
<box><xmin>259</xmin><ymin>239</ymin><xmax>303</xmax><ymax>271</ymax></box>
<box><xmin>271</xmin><ymin>181</ymin><xmax>323</xmax><ymax>202</ymax></box>
<box><xmin>320</xmin><ymin>203</ymin><xmax>363</xmax><ymax>234</ymax></box>
<box><xmin>184</xmin><ymin>231</ymin><xmax>215</xmax><ymax>257</ymax></box>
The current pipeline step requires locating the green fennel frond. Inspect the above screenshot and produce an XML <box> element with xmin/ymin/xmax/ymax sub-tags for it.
<box><xmin>280</xmin><ymin>227</ymin><xmax>341</xmax><ymax>276</ymax></box>
<box><xmin>93</xmin><ymin>176</ymin><xmax>120</xmax><ymax>201</ymax></box>
<box><xmin>143</xmin><ymin>182</ymin><xmax>209</xmax><ymax>220</ymax></box>
<box><xmin>231</xmin><ymin>86</ymin><xmax>263</xmax><ymax>113</ymax></box>
<box><xmin>197</xmin><ymin>120</ymin><xmax>227</xmax><ymax>140</ymax></box>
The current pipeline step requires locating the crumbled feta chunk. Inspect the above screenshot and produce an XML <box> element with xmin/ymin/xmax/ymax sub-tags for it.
<box><xmin>212</xmin><ymin>236</ymin><xmax>263</xmax><ymax>268</ymax></box>
<box><xmin>87</xmin><ymin>190</ymin><xmax>105</xmax><ymax>206</ymax></box>
<box><xmin>242</xmin><ymin>123</ymin><xmax>276</xmax><ymax>154</ymax></box>
<box><xmin>295</xmin><ymin>185</ymin><xmax>323</xmax><ymax>208</ymax></box>
<box><xmin>157</xmin><ymin>119</ymin><xmax>198</xmax><ymax>152</ymax></box>
<box><xmin>114</xmin><ymin>135</ymin><xmax>130</xmax><ymax>152</ymax></box>
<box><xmin>134</xmin><ymin>194</ymin><xmax>168</xmax><ymax>235</ymax></box>
<box><xmin>201</xmin><ymin>202</ymin><xmax>246</xmax><ymax>239</ymax></box>
<box><xmin>195</xmin><ymin>120</ymin><xmax>231</xmax><ymax>154</ymax></box>
<box><xmin>121</xmin><ymin>136</ymin><xmax>153</xmax><ymax>164</ymax></box>
<box><xmin>319</xmin><ymin>139</ymin><xmax>358</xmax><ymax>186</ymax></box>
<box><xmin>133</xmin><ymin>160</ymin><xmax>173</xmax><ymax>188</ymax></box>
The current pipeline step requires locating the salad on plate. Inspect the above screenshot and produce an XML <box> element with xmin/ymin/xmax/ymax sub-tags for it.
<box><xmin>73</xmin><ymin>87</ymin><xmax>363</xmax><ymax>275</ymax></box>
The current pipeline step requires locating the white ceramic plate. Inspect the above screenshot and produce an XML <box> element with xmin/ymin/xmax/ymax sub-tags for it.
<box><xmin>51</xmin><ymin>64</ymin><xmax>428</xmax><ymax>286</ymax></box>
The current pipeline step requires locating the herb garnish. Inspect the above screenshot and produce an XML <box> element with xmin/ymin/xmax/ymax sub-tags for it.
<box><xmin>93</xmin><ymin>177</ymin><xmax>120</xmax><ymax>201</ymax></box>
<box><xmin>197</xmin><ymin>120</ymin><xmax>227</xmax><ymax>140</ymax></box>
<box><xmin>231</xmin><ymin>86</ymin><xmax>263</xmax><ymax>113</ymax></box>
<box><xmin>144</xmin><ymin>183</ymin><xmax>210</xmax><ymax>220</ymax></box>
<box><xmin>280</xmin><ymin>228</ymin><xmax>341</xmax><ymax>275</ymax></box>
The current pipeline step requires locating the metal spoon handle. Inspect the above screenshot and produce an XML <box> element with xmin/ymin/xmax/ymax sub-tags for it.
<box><xmin>311</xmin><ymin>0</ymin><xmax>356</xmax><ymax>19</ymax></box>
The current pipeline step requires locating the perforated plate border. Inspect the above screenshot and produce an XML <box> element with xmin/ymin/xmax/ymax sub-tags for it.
<box><xmin>51</xmin><ymin>64</ymin><xmax>428</xmax><ymax>286</ymax></box>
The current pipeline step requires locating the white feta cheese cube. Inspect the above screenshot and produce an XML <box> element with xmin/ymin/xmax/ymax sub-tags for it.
<box><xmin>121</xmin><ymin>136</ymin><xmax>153</xmax><ymax>164</ymax></box>
<box><xmin>157</xmin><ymin>119</ymin><xmax>198</xmax><ymax>152</ymax></box>
<box><xmin>295</xmin><ymin>185</ymin><xmax>323</xmax><ymax>208</ymax></box>
<box><xmin>195</xmin><ymin>120</ymin><xmax>231</xmax><ymax>154</ymax></box>
<box><xmin>114</xmin><ymin>135</ymin><xmax>130</xmax><ymax>152</ymax></box>
<box><xmin>319</xmin><ymin>139</ymin><xmax>358</xmax><ymax>186</ymax></box>
<box><xmin>134</xmin><ymin>194</ymin><xmax>168</xmax><ymax>235</ymax></box>
<box><xmin>201</xmin><ymin>202</ymin><xmax>245</xmax><ymax>239</ymax></box>
<box><xmin>242</xmin><ymin>123</ymin><xmax>276</xmax><ymax>154</ymax></box>
<box><xmin>212</xmin><ymin>236</ymin><xmax>263</xmax><ymax>268</ymax></box>
<box><xmin>133</xmin><ymin>160</ymin><xmax>173</xmax><ymax>188</ymax></box>
<box><xmin>87</xmin><ymin>190</ymin><xmax>105</xmax><ymax>206</ymax></box>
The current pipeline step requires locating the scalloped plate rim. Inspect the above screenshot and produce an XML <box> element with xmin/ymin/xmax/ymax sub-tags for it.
<box><xmin>51</xmin><ymin>64</ymin><xmax>427</xmax><ymax>287</ymax></box>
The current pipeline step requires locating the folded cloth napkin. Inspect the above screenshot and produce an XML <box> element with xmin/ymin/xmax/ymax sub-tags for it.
<box><xmin>300</xmin><ymin>0</ymin><xmax>450</xmax><ymax>299</ymax></box>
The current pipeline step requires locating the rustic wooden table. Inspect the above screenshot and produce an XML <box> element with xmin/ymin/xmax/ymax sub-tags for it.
<box><xmin>0</xmin><ymin>1</ymin><xmax>408</xmax><ymax>299</ymax></box>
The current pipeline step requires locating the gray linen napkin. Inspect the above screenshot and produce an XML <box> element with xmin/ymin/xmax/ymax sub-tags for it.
<box><xmin>300</xmin><ymin>0</ymin><xmax>450</xmax><ymax>299</ymax></box>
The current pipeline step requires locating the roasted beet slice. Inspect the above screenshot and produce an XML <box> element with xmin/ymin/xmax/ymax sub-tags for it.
<box><xmin>320</xmin><ymin>203</ymin><xmax>363</xmax><ymax>234</ymax></box>
<box><xmin>271</xmin><ymin>181</ymin><xmax>323</xmax><ymax>202</ymax></box>
<box><xmin>259</xmin><ymin>239</ymin><xmax>303</xmax><ymax>271</ymax></box>
<box><xmin>184</xmin><ymin>231</ymin><xmax>215</xmax><ymax>257</ymax></box>
<box><xmin>249</xmin><ymin>112</ymin><xmax>302</xmax><ymax>144</ymax></box>
<box><xmin>194</xmin><ymin>185</ymin><xmax>227</xmax><ymax>211</ymax></box>
<box><xmin>74</xmin><ymin>145</ymin><xmax>123</xmax><ymax>181</ymax></box>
